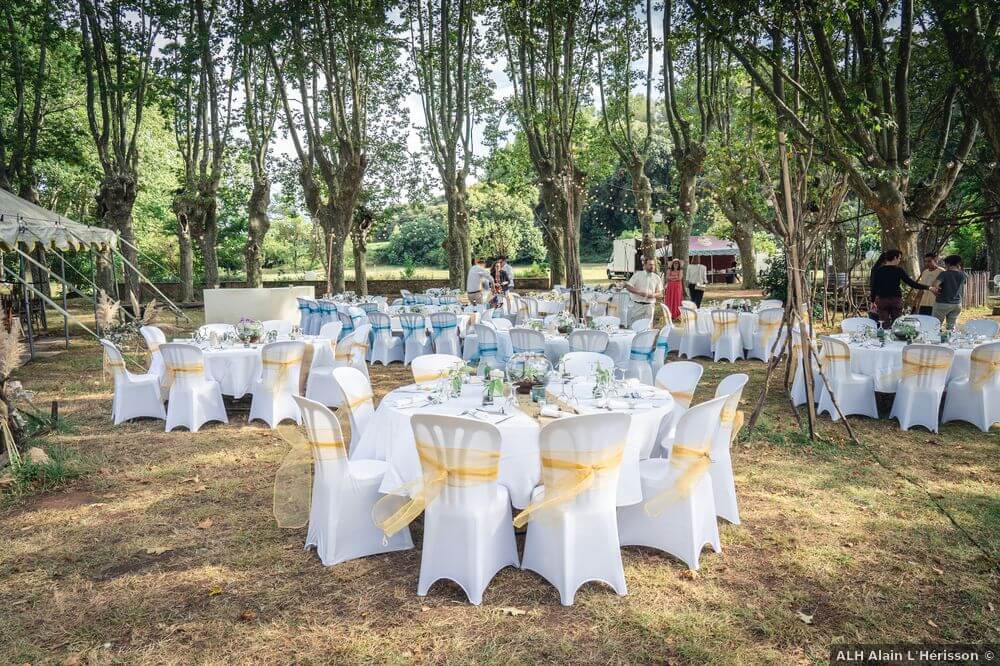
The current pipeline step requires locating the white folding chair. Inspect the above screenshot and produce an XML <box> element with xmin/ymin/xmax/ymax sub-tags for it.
<box><xmin>383</xmin><ymin>414</ymin><xmax>518</xmax><ymax>605</ymax></box>
<box><xmin>429</xmin><ymin>312</ymin><xmax>462</xmax><ymax>357</ymax></box>
<box><xmin>328</xmin><ymin>366</ymin><xmax>377</xmax><ymax>455</ymax></box>
<box><xmin>630</xmin><ymin>318</ymin><xmax>651</xmax><ymax>332</ymax></box>
<box><xmin>652</xmin><ymin>316</ymin><xmax>672</xmax><ymax>377</ymax></box>
<box><xmin>249</xmin><ymin>341</ymin><xmax>305</xmax><ymax>428</ymax></box>
<box><xmin>197</xmin><ymin>323</ymin><xmax>236</xmax><ymax>338</ymax></box>
<box><xmin>101</xmin><ymin>340</ymin><xmax>166</xmax><ymax>425</ymax></box>
<box><xmin>652</xmin><ymin>361</ymin><xmax>704</xmax><ymax>456</ymax></box>
<box><xmin>889</xmin><ymin>344</ymin><xmax>954</xmax><ymax>432</ymax></box>
<box><xmin>568</xmin><ymin>329</ymin><xmax>609</xmax><ymax>353</ymax></box>
<box><xmin>290</xmin><ymin>396</ymin><xmax>413</xmax><ymax>565</ymax></box>
<box><xmin>758</xmin><ymin>299</ymin><xmax>782</xmax><ymax>310</ymax></box>
<box><xmin>411</xmin><ymin>354</ymin><xmax>463</xmax><ymax>385</ymax></box>
<box><xmin>348</xmin><ymin>324</ymin><xmax>371</xmax><ymax>379</ymax></box>
<box><xmin>368</xmin><ymin>312</ymin><xmax>404</xmax><ymax>366</ymax></box>
<box><xmin>626</xmin><ymin>329</ymin><xmax>659</xmax><ymax>385</ymax></box>
<box><xmin>906</xmin><ymin>314</ymin><xmax>942</xmax><ymax>336</ymax></box>
<box><xmin>519</xmin><ymin>413</ymin><xmax>630</xmax><ymax>605</ymax></box>
<box><xmin>748</xmin><ymin>308</ymin><xmax>785</xmax><ymax>363</ymax></box>
<box><xmin>617</xmin><ymin>394</ymin><xmax>728</xmax><ymax>570</ymax></box>
<box><xmin>561</xmin><ymin>351</ymin><xmax>614</xmax><ymax>377</ymax></box>
<box><xmin>592</xmin><ymin>315</ymin><xmax>621</xmax><ymax>330</ymax></box>
<box><xmin>840</xmin><ymin>317</ymin><xmax>877</xmax><ymax>334</ymax></box>
<box><xmin>262</xmin><ymin>319</ymin><xmax>293</xmax><ymax>336</ymax></box>
<box><xmin>139</xmin><ymin>324</ymin><xmax>167</xmax><ymax>382</ymax></box>
<box><xmin>815</xmin><ymin>336</ymin><xmax>878</xmax><ymax>421</ymax></box>
<box><xmin>942</xmin><ymin>341</ymin><xmax>1000</xmax><ymax>432</ymax></box>
<box><xmin>400</xmin><ymin>313</ymin><xmax>432</xmax><ymax>365</ymax></box>
<box><xmin>160</xmin><ymin>343</ymin><xmax>228</xmax><ymax>432</ymax></box>
<box><xmin>509</xmin><ymin>328</ymin><xmax>546</xmax><ymax>355</ymax></box>
<box><xmin>710</xmin><ymin>310</ymin><xmax>743</xmax><ymax>363</ymax></box>
<box><xmin>709</xmin><ymin>373</ymin><xmax>749</xmax><ymax>525</ymax></box>
<box><xmin>317</xmin><ymin>321</ymin><xmax>343</xmax><ymax>342</ymax></box>
<box><xmin>677</xmin><ymin>307</ymin><xmax>711</xmax><ymax>360</ymax></box>
<box><xmin>962</xmin><ymin>320</ymin><xmax>1000</xmax><ymax>339</ymax></box>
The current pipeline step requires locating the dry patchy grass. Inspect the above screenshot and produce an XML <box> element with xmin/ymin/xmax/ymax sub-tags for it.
<box><xmin>1</xmin><ymin>309</ymin><xmax>998</xmax><ymax>665</ymax></box>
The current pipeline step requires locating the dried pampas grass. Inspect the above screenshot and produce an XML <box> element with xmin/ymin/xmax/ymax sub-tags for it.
<box><xmin>141</xmin><ymin>299</ymin><xmax>160</xmax><ymax>325</ymax></box>
<box><xmin>96</xmin><ymin>290</ymin><xmax>121</xmax><ymax>329</ymax></box>
<box><xmin>0</xmin><ymin>320</ymin><xmax>24</xmax><ymax>381</ymax></box>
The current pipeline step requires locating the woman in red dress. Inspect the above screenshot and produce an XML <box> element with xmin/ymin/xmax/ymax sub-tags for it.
<box><xmin>665</xmin><ymin>259</ymin><xmax>685</xmax><ymax>319</ymax></box>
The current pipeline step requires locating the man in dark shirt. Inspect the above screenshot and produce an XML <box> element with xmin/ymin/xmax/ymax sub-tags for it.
<box><xmin>869</xmin><ymin>249</ymin><xmax>929</xmax><ymax>328</ymax></box>
<box><xmin>931</xmin><ymin>255</ymin><xmax>967</xmax><ymax>330</ymax></box>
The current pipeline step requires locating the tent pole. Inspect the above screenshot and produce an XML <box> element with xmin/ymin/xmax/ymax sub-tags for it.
<box><xmin>60</xmin><ymin>252</ymin><xmax>69</xmax><ymax>349</ymax></box>
<box><xmin>19</xmin><ymin>247</ymin><xmax>36</xmax><ymax>359</ymax></box>
<box><xmin>110</xmin><ymin>247</ymin><xmax>121</xmax><ymax>302</ymax></box>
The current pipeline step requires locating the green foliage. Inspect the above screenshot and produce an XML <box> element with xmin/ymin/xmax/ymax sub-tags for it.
<box><xmin>468</xmin><ymin>183</ymin><xmax>546</xmax><ymax>263</ymax></box>
<box><xmin>376</xmin><ymin>210</ymin><xmax>448</xmax><ymax>267</ymax></box>
<box><xmin>3</xmin><ymin>443</ymin><xmax>84</xmax><ymax>502</ymax></box>
<box><xmin>757</xmin><ymin>253</ymin><xmax>788</xmax><ymax>302</ymax></box>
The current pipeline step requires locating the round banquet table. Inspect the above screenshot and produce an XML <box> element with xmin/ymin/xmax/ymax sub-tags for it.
<box><xmin>535</xmin><ymin>299</ymin><xmax>567</xmax><ymax>315</ymax></box>
<box><xmin>351</xmin><ymin>380</ymin><xmax>675</xmax><ymax>509</ymax></box>
<box><xmin>464</xmin><ymin>329</ymin><xmax>636</xmax><ymax>368</ymax></box>
<box><xmin>829</xmin><ymin>334</ymin><xmax>973</xmax><ymax>393</ymax></box>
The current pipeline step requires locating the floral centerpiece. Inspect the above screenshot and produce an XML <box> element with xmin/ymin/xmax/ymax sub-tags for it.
<box><xmin>892</xmin><ymin>318</ymin><xmax>919</xmax><ymax>343</ymax></box>
<box><xmin>506</xmin><ymin>352</ymin><xmax>552</xmax><ymax>394</ymax></box>
<box><xmin>482</xmin><ymin>368</ymin><xmax>506</xmax><ymax>405</ymax></box>
<box><xmin>593</xmin><ymin>363</ymin><xmax>612</xmax><ymax>398</ymax></box>
<box><xmin>447</xmin><ymin>362</ymin><xmax>473</xmax><ymax>394</ymax></box>
<box><xmin>552</xmin><ymin>311</ymin><xmax>576</xmax><ymax>335</ymax></box>
<box><xmin>235</xmin><ymin>317</ymin><xmax>263</xmax><ymax>344</ymax></box>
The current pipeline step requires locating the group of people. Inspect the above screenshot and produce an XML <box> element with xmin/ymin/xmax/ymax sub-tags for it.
<box><xmin>624</xmin><ymin>256</ymin><xmax>710</xmax><ymax>326</ymax></box>
<box><xmin>869</xmin><ymin>249</ymin><xmax>968</xmax><ymax>329</ymax></box>
<box><xmin>466</xmin><ymin>256</ymin><xmax>515</xmax><ymax>307</ymax></box>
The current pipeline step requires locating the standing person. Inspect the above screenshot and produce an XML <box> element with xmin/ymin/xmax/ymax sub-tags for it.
<box><xmin>686</xmin><ymin>259</ymin><xmax>708</xmax><ymax>307</ymax></box>
<box><xmin>489</xmin><ymin>258</ymin><xmax>510</xmax><ymax>308</ymax></box>
<box><xmin>869</xmin><ymin>249</ymin><xmax>930</xmax><ymax>328</ymax></box>
<box><xmin>500</xmin><ymin>256</ymin><xmax>515</xmax><ymax>291</ymax></box>
<box><xmin>914</xmin><ymin>253</ymin><xmax>943</xmax><ymax>316</ymax></box>
<box><xmin>624</xmin><ymin>256</ymin><xmax>663</xmax><ymax>326</ymax></box>
<box><xmin>466</xmin><ymin>257</ymin><xmax>492</xmax><ymax>305</ymax></box>
<box><xmin>665</xmin><ymin>258</ymin><xmax>685</xmax><ymax>319</ymax></box>
<box><xmin>931</xmin><ymin>255</ymin><xmax>967</xmax><ymax>331</ymax></box>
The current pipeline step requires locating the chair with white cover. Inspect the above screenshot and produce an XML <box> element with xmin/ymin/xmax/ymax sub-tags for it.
<box><xmin>490</xmin><ymin>316</ymin><xmax>512</xmax><ymax>332</ymax></box>
<box><xmin>400</xmin><ymin>313</ymin><xmax>432</xmax><ymax>365</ymax></box>
<box><xmin>318</xmin><ymin>321</ymin><xmax>343</xmax><ymax>342</ymax></box>
<box><xmin>472</xmin><ymin>324</ymin><xmax>504</xmax><ymax>369</ymax></box>
<box><xmin>198</xmin><ymin>323</ymin><xmax>236</xmax><ymax>338</ymax></box>
<box><xmin>906</xmin><ymin>314</ymin><xmax>942</xmax><ymax>336</ymax></box>
<box><xmin>139</xmin><ymin>324</ymin><xmax>167</xmax><ymax>382</ymax></box>
<box><xmin>592</xmin><ymin>315</ymin><xmax>621</xmax><ymax>330</ymax></box>
<box><xmin>518</xmin><ymin>413</ymin><xmax>630</xmax><ymax>605</ymax></box>
<box><xmin>329</xmin><ymin>367</ymin><xmax>376</xmax><ymax>454</ymax></box>
<box><xmin>318</xmin><ymin>301</ymin><xmax>338</xmax><ymax>332</ymax></box>
<box><xmin>789</xmin><ymin>328</ymin><xmax>821</xmax><ymax>406</ymax></box>
<box><xmin>840</xmin><ymin>317</ymin><xmax>877</xmax><ymax>334</ymax></box>
<box><xmin>411</xmin><ymin>354</ymin><xmax>464</xmax><ymax>385</ymax></box>
<box><xmin>159</xmin><ymin>343</ymin><xmax>228</xmax><ymax>432</ymax></box>
<box><xmin>652</xmin><ymin>316</ymin><xmax>672</xmax><ymax>376</ymax></box>
<box><xmin>677</xmin><ymin>307</ymin><xmax>712</xmax><ymax>360</ymax></box>
<box><xmin>262</xmin><ymin>319</ymin><xmax>293</xmax><ymax>336</ymax></box>
<box><xmin>306</xmin><ymin>337</ymin><xmax>346</xmax><ymax>407</ymax></box>
<box><xmin>942</xmin><ymin>341</ymin><xmax>1000</xmax><ymax>432</ymax></box>
<box><xmin>249</xmin><ymin>341</ymin><xmax>305</xmax><ymax>428</ymax></box>
<box><xmin>758</xmin><ymin>299</ymin><xmax>782</xmax><ymax>311</ymax></box>
<box><xmin>568</xmin><ymin>329</ymin><xmax>609</xmax><ymax>353</ymax></box>
<box><xmin>509</xmin><ymin>328</ymin><xmax>545</xmax><ymax>356</ymax></box>
<box><xmin>710</xmin><ymin>310</ymin><xmax>743</xmax><ymax>363</ymax></box>
<box><xmin>373</xmin><ymin>414</ymin><xmax>517</xmax><ymax>605</ymax></box>
<box><xmin>337</xmin><ymin>309</ymin><xmax>356</xmax><ymax>341</ymax></box>
<box><xmin>562</xmin><ymin>351</ymin><xmax>615</xmax><ymax>377</ymax></box>
<box><xmin>748</xmin><ymin>308</ymin><xmax>785</xmax><ymax>363</ymax></box>
<box><xmin>626</xmin><ymin>329</ymin><xmax>659</xmax><ymax>385</ymax></box>
<box><xmin>963</xmin><ymin>319</ymin><xmax>1000</xmax><ymax>339</ymax></box>
<box><xmin>815</xmin><ymin>336</ymin><xmax>878</xmax><ymax>421</ymax></box>
<box><xmin>368</xmin><ymin>312</ymin><xmax>403</xmax><ymax>366</ymax></box>
<box><xmin>348</xmin><ymin>323</ymin><xmax>371</xmax><ymax>378</ymax></box>
<box><xmin>101</xmin><ymin>340</ymin><xmax>166</xmax><ymax>425</ymax></box>
<box><xmin>889</xmin><ymin>344</ymin><xmax>954</xmax><ymax>432</ymax></box>
<box><xmin>291</xmin><ymin>396</ymin><xmax>414</xmax><ymax>565</ymax></box>
<box><xmin>681</xmin><ymin>300</ymin><xmax>696</xmax><ymax>311</ymax></box>
<box><xmin>709</xmin><ymin>374</ymin><xmax>749</xmax><ymax>525</ymax></box>
<box><xmin>630</xmin><ymin>318</ymin><xmax>651</xmax><ymax>332</ymax></box>
<box><xmin>429</xmin><ymin>312</ymin><xmax>462</xmax><ymax>356</ymax></box>
<box><xmin>617</xmin><ymin>394</ymin><xmax>727</xmax><ymax>570</ymax></box>
<box><xmin>297</xmin><ymin>298</ymin><xmax>317</xmax><ymax>335</ymax></box>
<box><xmin>652</xmin><ymin>361</ymin><xmax>704</xmax><ymax>456</ymax></box>
<box><xmin>517</xmin><ymin>297</ymin><xmax>539</xmax><ymax>325</ymax></box>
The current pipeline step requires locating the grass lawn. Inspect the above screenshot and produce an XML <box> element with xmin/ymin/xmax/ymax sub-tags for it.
<box><xmin>1</xmin><ymin>303</ymin><xmax>998</xmax><ymax>663</ymax></box>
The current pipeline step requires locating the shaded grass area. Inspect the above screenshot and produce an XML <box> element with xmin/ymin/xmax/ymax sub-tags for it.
<box><xmin>1</xmin><ymin>316</ymin><xmax>998</xmax><ymax>664</ymax></box>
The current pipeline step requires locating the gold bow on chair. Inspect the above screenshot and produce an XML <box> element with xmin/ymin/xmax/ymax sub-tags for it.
<box><xmin>756</xmin><ymin>318</ymin><xmax>782</xmax><ymax>340</ymax></box>
<box><xmin>345</xmin><ymin>392</ymin><xmax>374</xmax><ymax>411</ymax></box>
<box><xmin>711</xmin><ymin>318</ymin><xmax>736</xmax><ymax>343</ymax></box>
<box><xmin>262</xmin><ymin>355</ymin><xmax>303</xmax><ymax>390</ymax></box>
<box><xmin>820</xmin><ymin>350</ymin><xmax>850</xmax><ymax>370</ymax></box>
<box><xmin>273</xmin><ymin>425</ymin><xmax>347</xmax><ymax>528</ymax></box>
<box><xmin>413</xmin><ymin>369</ymin><xmax>450</xmax><ymax>384</ymax></box>
<box><xmin>102</xmin><ymin>350</ymin><xmax>126</xmax><ymax>381</ymax></box>
<box><xmin>660</xmin><ymin>388</ymin><xmax>693</xmax><ymax>408</ymax></box>
<box><xmin>162</xmin><ymin>362</ymin><xmax>206</xmax><ymax>388</ymax></box>
<box><xmin>969</xmin><ymin>353</ymin><xmax>1000</xmax><ymax>389</ymax></box>
<box><xmin>644</xmin><ymin>439</ymin><xmax>712</xmax><ymax>516</ymax></box>
<box><xmin>512</xmin><ymin>443</ymin><xmax>625</xmax><ymax>528</ymax></box>
<box><xmin>899</xmin><ymin>355</ymin><xmax>951</xmax><ymax>380</ymax></box>
<box><xmin>372</xmin><ymin>442</ymin><xmax>501</xmax><ymax>537</ymax></box>
<box><xmin>721</xmin><ymin>406</ymin><xmax>746</xmax><ymax>444</ymax></box>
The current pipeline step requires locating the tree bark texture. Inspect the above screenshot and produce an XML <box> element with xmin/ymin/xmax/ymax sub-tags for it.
<box><xmin>245</xmin><ymin>177</ymin><xmax>271</xmax><ymax>288</ymax></box>
<box><xmin>95</xmin><ymin>173</ymin><xmax>139</xmax><ymax>299</ymax></box>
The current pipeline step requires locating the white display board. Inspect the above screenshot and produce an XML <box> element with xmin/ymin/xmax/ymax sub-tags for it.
<box><xmin>203</xmin><ymin>286</ymin><xmax>315</xmax><ymax>324</ymax></box>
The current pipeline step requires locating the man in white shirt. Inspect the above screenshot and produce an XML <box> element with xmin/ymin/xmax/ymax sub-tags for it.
<box><xmin>624</xmin><ymin>256</ymin><xmax>663</xmax><ymax>326</ymax></box>
<box><xmin>685</xmin><ymin>260</ymin><xmax>708</xmax><ymax>307</ymax></box>
<box><xmin>466</xmin><ymin>257</ymin><xmax>492</xmax><ymax>304</ymax></box>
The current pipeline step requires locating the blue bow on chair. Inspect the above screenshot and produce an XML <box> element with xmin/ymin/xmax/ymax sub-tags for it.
<box><xmin>630</xmin><ymin>347</ymin><xmax>655</xmax><ymax>362</ymax></box>
<box><xmin>478</xmin><ymin>342</ymin><xmax>498</xmax><ymax>358</ymax></box>
<box><xmin>431</xmin><ymin>319</ymin><xmax>457</xmax><ymax>342</ymax></box>
<box><xmin>401</xmin><ymin>319</ymin><xmax>423</xmax><ymax>342</ymax></box>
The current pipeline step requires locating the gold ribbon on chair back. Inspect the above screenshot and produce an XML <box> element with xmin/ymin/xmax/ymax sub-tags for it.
<box><xmin>512</xmin><ymin>443</ymin><xmax>624</xmax><ymax>528</ymax></box>
<box><xmin>899</xmin><ymin>354</ymin><xmax>951</xmax><ymax>380</ymax></box>
<box><xmin>820</xmin><ymin>349</ymin><xmax>850</xmax><ymax>371</ymax></box>
<box><xmin>720</xmin><ymin>405</ymin><xmax>746</xmax><ymax>444</ymax></box>
<box><xmin>669</xmin><ymin>390</ymin><xmax>694</xmax><ymax>408</ymax></box>
<box><xmin>757</xmin><ymin>317</ymin><xmax>782</xmax><ymax>341</ymax></box>
<box><xmin>644</xmin><ymin>439</ymin><xmax>712</xmax><ymax>517</ymax></box>
<box><xmin>413</xmin><ymin>367</ymin><xmax>451</xmax><ymax>384</ymax></box>
<box><xmin>102</xmin><ymin>348</ymin><xmax>126</xmax><ymax>380</ymax></box>
<box><xmin>372</xmin><ymin>442</ymin><xmax>501</xmax><ymax>537</ymax></box>
<box><xmin>711</xmin><ymin>313</ymin><xmax>737</xmax><ymax>343</ymax></box>
<box><xmin>969</xmin><ymin>348</ymin><xmax>1000</xmax><ymax>389</ymax></box>
<box><xmin>262</xmin><ymin>355</ymin><xmax>303</xmax><ymax>391</ymax></box>
<box><xmin>162</xmin><ymin>362</ymin><xmax>206</xmax><ymax>388</ymax></box>
<box><xmin>333</xmin><ymin>339</ymin><xmax>352</xmax><ymax>361</ymax></box>
<box><xmin>273</xmin><ymin>425</ymin><xmax>347</xmax><ymax>528</ymax></box>
<box><xmin>345</xmin><ymin>391</ymin><xmax>374</xmax><ymax>412</ymax></box>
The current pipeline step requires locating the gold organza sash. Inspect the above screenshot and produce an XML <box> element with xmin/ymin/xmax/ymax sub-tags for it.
<box><xmin>163</xmin><ymin>362</ymin><xmax>206</xmax><ymax>388</ymax></box>
<box><xmin>414</xmin><ymin>368</ymin><xmax>451</xmax><ymax>384</ymax></box>
<box><xmin>644</xmin><ymin>439</ymin><xmax>712</xmax><ymax>516</ymax></box>
<box><xmin>721</xmin><ymin>407</ymin><xmax>746</xmax><ymax>443</ymax></box>
<box><xmin>273</xmin><ymin>425</ymin><xmax>346</xmax><ymax>528</ymax></box>
<box><xmin>263</xmin><ymin>355</ymin><xmax>303</xmax><ymax>390</ymax></box>
<box><xmin>757</xmin><ymin>318</ymin><xmax>782</xmax><ymax>339</ymax></box>
<box><xmin>970</xmin><ymin>353</ymin><xmax>1000</xmax><ymax>389</ymax></box>
<box><xmin>373</xmin><ymin>442</ymin><xmax>501</xmax><ymax>537</ymax></box>
<box><xmin>345</xmin><ymin>392</ymin><xmax>374</xmax><ymax>410</ymax></box>
<box><xmin>711</xmin><ymin>316</ymin><xmax>737</xmax><ymax>342</ymax></box>
<box><xmin>657</xmin><ymin>387</ymin><xmax>693</xmax><ymax>408</ymax></box>
<box><xmin>900</xmin><ymin>355</ymin><xmax>951</xmax><ymax>379</ymax></box>
<box><xmin>820</xmin><ymin>350</ymin><xmax>850</xmax><ymax>370</ymax></box>
<box><xmin>102</xmin><ymin>349</ymin><xmax>126</xmax><ymax>380</ymax></box>
<box><xmin>512</xmin><ymin>443</ymin><xmax>624</xmax><ymax>528</ymax></box>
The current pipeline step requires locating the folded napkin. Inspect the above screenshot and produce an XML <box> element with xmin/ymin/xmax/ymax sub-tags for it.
<box><xmin>539</xmin><ymin>404</ymin><xmax>565</xmax><ymax>419</ymax></box>
<box><xmin>394</xmin><ymin>397</ymin><xmax>430</xmax><ymax>409</ymax></box>
<box><xmin>467</xmin><ymin>409</ymin><xmax>511</xmax><ymax>424</ymax></box>
<box><xmin>606</xmin><ymin>399</ymin><xmax>653</xmax><ymax>411</ymax></box>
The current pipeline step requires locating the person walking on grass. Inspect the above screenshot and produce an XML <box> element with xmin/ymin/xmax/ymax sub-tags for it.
<box><xmin>466</xmin><ymin>257</ymin><xmax>492</xmax><ymax>305</ymax></box>
<box><xmin>914</xmin><ymin>253</ymin><xmax>943</xmax><ymax>316</ymax></box>
<box><xmin>931</xmin><ymin>254</ymin><xmax>967</xmax><ymax>331</ymax></box>
<box><xmin>625</xmin><ymin>256</ymin><xmax>663</xmax><ymax>327</ymax></box>
<box><xmin>869</xmin><ymin>249</ymin><xmax>931</xmax><ymax>328</ymax></box>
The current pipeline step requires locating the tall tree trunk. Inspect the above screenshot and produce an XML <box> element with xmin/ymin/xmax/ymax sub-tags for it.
<box><xmin>731</xmin><ymin>216</ymin><xmax>757</xmax><ymax>289</ymax></box>
<box><xmin>985</xmin><ymin>166</ymin><xmax>1000</xmax><ymax>276</ymax></box>
<box><xmin>245</xmin><ymin>176</ymin><xmax>271</xmax><ymax>288</ymax></box>
<box><xmin>95</xmin><ymin>173</ymin><xmax>139</xmax><ymax>299</ymax></box>
<box><xmin>672</xmin><ymin>145</ymin><xmax>705</xmax><ymax>265</ymax></box>
<box><xmin>178</xmin><ymin>220</ymin><xmax>194</xmax><ymax>302</ymax></box>
<box><xmin>539</xmin><ymin>183</ymin><xmax>566</xmax><ymax>287</ymax></box>
<box><xmin>628</xmin><ymin>158</ymin><xmax>656</xmax><ymax>263</ymax></box>
<box><xmin>444</xmin><ymin>178</ymin><xmax>470</xmax><ymax>288</ymax></box>
<box><xmin>830</xmin><ymin>222</ymin><xmax>851</xmax><ymax>278</ymax></box>
<box><xmin>328</xmin><ymin>230</ymin><xmax>347</xmax><ymax>294</ymax></box>
<box><xmin>562</xmin><ymin>167</ymin><xmax>586</xmax><ymax>316</ymax></box>
<box><xmin>197</xmin><ymin>205</ymin><xmax>221</xmax><ymax>291</ymax></box>
<box><xmin>352</xmin><ymin>235</ymin><xmax>367</xmax><ymax>296</ymax></box>
<box><xmin>874</xmin><ymin>202</ymin><xmax>920</xmax><ymax>277</ymax></box>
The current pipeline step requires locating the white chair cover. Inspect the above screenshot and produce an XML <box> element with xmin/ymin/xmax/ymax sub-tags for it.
<box><xmin>710</xmin><ymin>374</ymin><xmax>749</xmax><ymax>525</ymax></box>
<box><xmin>652</xmin><ymin>361</ymin><xmax>704</xmax><ymax>456</ymax></box>
<box><xmin>888</xmin><ymin>344</ymin><xmax>954</xmax><ymax>432</ymax></box>
<box><xmin>568</xmin><ymin>329</ymin><xmax>609</xmax><ymax>353</ymax></box>
<box><xmin>509</xmin><ymin>328</ymin><xmax>546</xmax><ymax>356</ymax></box>
<box><xmin>411</xmin><ymin>354</ymin><xmax>464</xmax><ymax>385</ymax></box>
<box><xmin>369</xmin><ymin>312</ymin><xmax>404</xmax><ymax>366</ymax></box>
<box><xmin>561</xmin><ymin>352</ymin><xmax>614</xmax><ymax>377</ymax></box>
<box><xmin>139</xmin><ymin>325</ymin><xmax>167</xmax><ymax>382</ymax></box>
<box><xmin>710</xmin><ymin>310</ymin><xmax>743</xmax><ymax>363</ymax></box>
<box><xmin>942</xmin><ymin>341</ymin><xmax>1000</xmax><ymax>432</ymax></box>
<box><xmin>840</xmin><ymin>317</ymin><xmax>877</xmax><ymax>334</ymax></box>
<box><xmin>816</xmin><ymin>336</ymin><xmax>878</xmax><ymax>421</ymax></box>
<box><xmin>626</xmin><ymin>329</ymin><xmax>659</xmax><ymax>385</ymax></box>
<box><xmin>101</xmin><ymin>339</ymin><xmax>165</xmax><ymax>425</ymax></box>
<box><xmin>329</xmin><ymin>367</ymin><xmax>377</xmax><ymax>455</ymax></box>
<box><xmin>160</xmin><ymin>343</ymin><xmax>228</xmax><ymax>432</ymax></box>
<box><xmin>429</xmin><ymin>312</ymin><xmax>461</xmax><ymax>357</ymax></box>
<box><xmin>400</xmin><ymin>313</ymin><xmax>432</xmax><ymax>365</ymax></box>
<box><xmin>249</xmin><ymin>341</ymin><xmax>305</xmax><ymax>428</ymax></box>
<box><xmin>678</xmin><ymin>307</ymin><xmax>711</xmax><ymax>360</ymax></box>
<box><xmin>748</xmin><ymin>307</ymin><xmax>785</xmax><ymax>363</ymax></box>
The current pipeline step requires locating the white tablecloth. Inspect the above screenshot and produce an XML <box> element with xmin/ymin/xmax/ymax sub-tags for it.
<box><xmin>178</xmin><ymin>337</ymin><xmax>328</xmax><ymax>398</ymax></box>
<box><xmin>831</xmin><ymin>335</ymin><xmax>973</xmax><ymax>392</ymax></box>
<box><xmin>351</xmin><ymin>381</ymin><xmax>675</xmax><ymax>508</ymax></box>
<box><xmin>667</xmin><ymin>310</ymin><xmax>759</xmax><ymax>351</ymax></box>
<box><xmin>464</xmin><ymin>329</ymin><xmax>637</xmax><ymax>368</ymax></box>
<box><xmin>536</xmin><ymin>300</ymin><xmax>567</xmax><ymax>315</ymax></box>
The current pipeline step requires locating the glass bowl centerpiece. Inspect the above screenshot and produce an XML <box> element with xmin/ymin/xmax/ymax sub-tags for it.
<box><xmin>552</xmin><ymin>311</ymin><xmax>576</xmax><ymax>335</ymax></box>
<box><xmin>892</xmin><ymin>317</ymin><xmax>920</xmax><ymax>343</ymax></box>
<box><xmin>235</xmin><ymin>318</ymin><xmax>263</xmax><ymax>344</ymax></box>
<box><xmin>505</xmin><ymin>352</ymin><xmax>552</xmax><ymax>394</ymax></box>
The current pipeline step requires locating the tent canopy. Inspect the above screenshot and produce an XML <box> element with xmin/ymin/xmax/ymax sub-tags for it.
<box><xmin>653</xmin><ymin>235</ymin><xmax>739</xmax><ymax>258</ymax></box>
<box><xmin>0</xmin><ymin>189</ymin><xmax>117</xmax><ymax>252</ymax></box>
